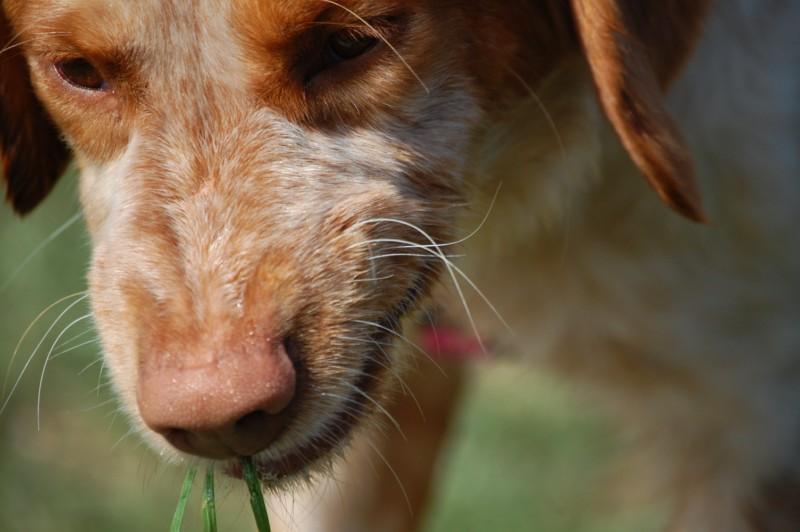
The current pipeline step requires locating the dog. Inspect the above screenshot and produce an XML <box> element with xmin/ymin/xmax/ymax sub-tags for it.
<box><xmin>2</xmin><ymin>0</ymin><xmax>799</xmax><ymax>530</ymax></box>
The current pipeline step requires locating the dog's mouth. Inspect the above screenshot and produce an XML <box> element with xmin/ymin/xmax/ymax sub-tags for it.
<box><xmin>237</xmin><ymin>337</ymin><xmax>388</xmax><ymax>481</ymax></box>
<box><xmin>228</xmin><ymin>274</ymin><xmax>431</xmax><ymax>482</ymax></box>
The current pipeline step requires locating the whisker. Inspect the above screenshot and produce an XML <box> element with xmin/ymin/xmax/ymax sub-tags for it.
<box><xmin>96</xmin><ymin>356</ymin><xmax>107</xmax><ymax>397</ymax></box>
<box><xmin>110</xmin><ymin>427</ymin><xmax>138</xmax><ymax>452</ymax></box>
<box><xmin>355</xmin><ymin>217</ymin><xmax>486</xmax><ymax>353</ymax></box>
<box><xmin>356</xmin><ymin>233</ymin><xmax>512</xmax><ymax>334</ymax></box>
<box><xmin>353</xmin><ymin>319</ymin><xmax>446</xmax><ymax>377</ymax></box>
<box><xmin>369</xmin><ymin>252</ymin><xmax>465</xmax><ymax>261</ymax></box>
<box><xmin>3</xmin><ymin>291</ymin><xmax>86</xmax><ymax>396</ymax></box>
<box><xmin>364</xmin><ymin>438</ymin><xmax>413</xmax><ymax>516</ymax></box>
<box><xmin>423</xmin><ymin>307</ymin><xmax>442</xmax><ymax>355</ymax></box>
<box><xmin>0</xmin><ymin>293</ymin><xmax>88</xmax><ymax>416</ymax></box>
<box><xmin>37</xmin><ymin>313</ymin><xmax>94</xmax><ymax>430</ymax></box>
<box><xmin>353</xmin><ymin>273</ymin><xmax>395</xmax><ymax>283</ymax></box>
<box><xmin>350</xmin><ymin>186</ymin><xmax>501</xmax><ymax>253</ymax></box>
<box><xmin>336</xmin><ymin>335</ymin><xmax>393</xmax><ymax>348</ymax></box>
<box><xmin>446</xmin><ymin>261</ymin><xmax>513</xmax><ymax>333</ymax></box>
<box><xmin>51</xmin><ymin>337</ymin><xmax>100</xmax><ymax>361</ymax></box>
<box><xmin>89</xmin><ymin>379</ymin><xmax>114</xmax><ymax>397</ymax></box>
<box><xmin>505</xmin><ymin>65</ymin><xmax>574</xmax><ymax>262</ymax></box>
<box><xmin>54</xmin><ymin>327</ymin><xmax>96</xmax><ymax>352</ymax></box>
<box><xmin>79</xmin><ymin>396</ymin><xmax>118</xmax><ymax>413</ymax></box>
<box><xmin>78</xmin><ymin>356</ymin><xmax>104</xmax><ymax>376</ymax></box>
<box><xmin>106</xmin><ymin>408</ymin><xmax>122</xmax><ymax>433</ymax></box>
<box><xmin>336</xmin><ymin>334</ymin><xmax>425</xmax><ymax>420</ymax></box>
<box><xmin>431</xmin><ymin>182</ymin><xmax>503</xmax><ymax>249</ymax></box>
<box><xmin>0</xmin><ymin>31</ymin><xmax>72</xmax><ymax>57</ymax></box>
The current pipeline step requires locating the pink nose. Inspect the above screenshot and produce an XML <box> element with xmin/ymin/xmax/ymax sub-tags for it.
<box><xmin>137</xmin><ymin>337</ymin><xmax>296</xmax><ymax>459</ymax></box>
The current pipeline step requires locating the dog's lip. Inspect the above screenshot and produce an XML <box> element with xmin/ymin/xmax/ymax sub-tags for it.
<box><xmin>227</xmin><ymin>333</ymin><xmax>387</xmax><ymax>481</ymax></box>
<box><xmin>225</xmin><ymin>270</ymin><xmax>434</xmax><ymax>481</ymax></box>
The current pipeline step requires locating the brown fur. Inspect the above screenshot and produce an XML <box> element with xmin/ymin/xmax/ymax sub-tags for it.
<box><xmin>3</xmin><ymin>1</ymin><xmax>798</xmax><ymax>530</ymax></box>
<box><xmin>571</xmin><ymin>0</ymin><xmax>712</xmax><ymax>221</ymax></box>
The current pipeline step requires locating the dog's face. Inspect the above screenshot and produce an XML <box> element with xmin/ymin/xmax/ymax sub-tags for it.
<box><xmin>1</xmin><ymin>0</ymin><xmax>709</xmax><ymax>481</ymax></box>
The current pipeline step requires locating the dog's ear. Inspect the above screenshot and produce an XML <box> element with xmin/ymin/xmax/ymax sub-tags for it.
<box><xmin>1</xmin><ymin>8</ymin><xmax>70</xmax><ymax>215</ymax></box>
<box><xmin>570</xmin><ymin>0</ymin><xmax>712</xmax><ymax>222</ymax></box>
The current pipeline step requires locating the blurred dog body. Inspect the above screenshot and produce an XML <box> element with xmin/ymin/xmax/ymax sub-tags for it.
<box><xmin>2</xmin><ymin>1</ymin><xmax>799</xmax><ymax>531</ymax></box>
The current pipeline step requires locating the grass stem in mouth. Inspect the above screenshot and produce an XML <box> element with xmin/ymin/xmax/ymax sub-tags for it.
<box><xmin>170</xmin><ymin>466</ymin><xmax>197</xmax><ymax>532</ymax></box>
<box><xmin>203</xmin><ymin>465</ymin><xmax>218</xmax><ymax>532</ymax></box>
<box><xmin>241</xmin><ymin>457</ymin><xmax>272</xmax><ymax>532</ymax></box>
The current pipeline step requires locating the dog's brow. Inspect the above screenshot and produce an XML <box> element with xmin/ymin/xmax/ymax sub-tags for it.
<box><xmin>16</xmin><ymin>4</ymin><xmax>138</xmax><ymax>56</ymax></box>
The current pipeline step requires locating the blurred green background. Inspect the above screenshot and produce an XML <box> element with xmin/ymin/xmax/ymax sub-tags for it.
<box><xmin>0</xmin><ymin>173</ymin><xmax>660</xmax><ymax>531</ymax></box>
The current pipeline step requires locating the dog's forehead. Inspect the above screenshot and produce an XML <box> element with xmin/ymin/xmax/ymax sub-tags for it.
<box><xmin>9</xmin><ymin>0</ymin><xmax>422</xmax><ymax>95</ymax></box>
<box><xmin>9</xmin><ymin>0</ymin><xmax>414</xmax><ymax>43</ymax></box>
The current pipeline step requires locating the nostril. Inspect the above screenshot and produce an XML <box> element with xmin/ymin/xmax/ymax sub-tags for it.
<box><xmin>235</xmin><ymin>410</ymin><xmax>268</xmax><ymax>432</ymax></box>
<box><xmin>163</xmin><ymin>428</ymin><xmax>193</xmax><ymax>453</ymax></box>
<box><xmin>282</xmin><ymin>334</ymin><xmax>301</xmax><ymax>365</ymax></box>
<box><xmin>233</xmin><ymin>409</ymin><xmax>290</xmax><ymax>450</ymax></box>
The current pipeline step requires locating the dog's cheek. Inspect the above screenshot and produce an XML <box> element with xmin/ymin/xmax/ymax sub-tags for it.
<box><xmin>87</xmin><ymin>241</ymin><xmax>141</xmax><ymax>418</ymax></box>
<box><xmin>89</xmin><ymin>251</ymin><xmax>186</xmax><ymax>461</ymax></box>
<box><xmin>80</xmin><ymin>149</ymin><xmax>141</xmax><ymax>412</ymax></box>
<box><xmin>76</xmin><ymin>138</ymin><xmax>139</xmax><ymax>240</ymax></box>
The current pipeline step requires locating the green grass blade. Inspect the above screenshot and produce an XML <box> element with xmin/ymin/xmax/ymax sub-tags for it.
<box><xmin>170</xmin><ymin>467</ymin><xmax>197</xmax><ymax>532</ymax></box>
<box><xmin>241</xmin><ymin>457</ymin><xmax>271</xmax><ymax>532</ymax></box>
<box><xmin>202</xmin><ymin>465</ymin><xmax>218</xmax><ymax>532</ymax></box>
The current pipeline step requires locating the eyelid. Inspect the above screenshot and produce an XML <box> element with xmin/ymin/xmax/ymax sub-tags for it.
<box><xmin>301</xmin><ymin>14</ymin><xmax>407</xmax><ymax>87</ymax></box>
<box><xmin>54</xmin><ymin>58</ymin><xmax>109</xmax><ymax>91</ymax></box>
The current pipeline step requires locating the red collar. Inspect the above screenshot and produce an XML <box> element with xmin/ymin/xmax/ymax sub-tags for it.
<box><xmin>419</xmin><ymin>324</ymin><xmax>490</xmax><ymax>362</ymax></box>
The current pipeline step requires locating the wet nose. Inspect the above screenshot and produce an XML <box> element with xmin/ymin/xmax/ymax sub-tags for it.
<box><xmin>137</xmin><ymin>337</ymin><xmax>296</xmax><ymax>459</ymax></box>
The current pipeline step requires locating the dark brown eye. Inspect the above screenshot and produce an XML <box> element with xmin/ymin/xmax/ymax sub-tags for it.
<box><xmin>325</xmin><ymin>30</ymin><xmax>378</xmax><ymax>64</ymax></box>
<box><xmin>55</xmin><ymin>58</ymin><xmax>107</xmax><ymax>91</ymax></box>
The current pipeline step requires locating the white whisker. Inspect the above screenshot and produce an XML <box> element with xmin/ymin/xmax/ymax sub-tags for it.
<box><xmin>353</xmin><ymin>319</ymin><xmax>446</xmax><ymax>377</ymax></box>
<box><xmin>3</xmin><ymin>291</ymin><xmax>86</xmax><ymax>396</ymax></box>
<box><xmin>364</xmin><ymin>438</ymin><xmax>413</xmax><ymax>516</ymax></box>
<box><xmin>37</xmin><ymin>313</ymin><xmax>94</xmax><ymax>430</ymax></box>
<box><xmin>110</xmin><ymin>427</ymin><xmax>137</xmax><ymax>452</ymax></box>
<box><xmin>78</xmin><ymin>356</ymin><xmax>104</xmax><ymax>376</ymax></box>
<box><xmin>96</xmin><ymin>356</ymin><xmax>107</xmax><ymax>397</ymax></box>
<box><xmin>356</xmin><ymin>233</ymin><xmax>512</xmax><ymax>334</ymax></box>
<box><xmin>79</xmin><ymin>396</ymin><xmax>118</xmax><ymax>413</ymax></box>
<box><xmin>353</xmin><ymin>273</ymin><xmax>395</xmax><ymax>283</ymax></box>
<box><xmin>54</xmin><ymin>327</ymin><xmax>96</xmax><ymax>352</ymax></box>
<box><xmin>336</xmin><ymin>335</ymin><xmax>425</xmax><ymax>420</ymax></box>
<box><xmin>0</xmin><ymin>293</ymin><xmax>88</xmax><ymax>416</ymax></box>
<box><xmin>51</xmin><ymin>337</ymin><xmax>99</xmax><ymax>361</ymax></box>
<box><xmin>355</xmin><ymin>217</ymin><xmax>486</xmax><ymax>353</ymax></box>
<box><xmin>369</xmin><ymin>252</ymin><xmax>465</xmax><ymax>261</ymax></box>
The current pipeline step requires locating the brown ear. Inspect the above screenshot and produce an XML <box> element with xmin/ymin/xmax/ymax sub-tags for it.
<box><xmin>570</xmin><ymin>0</ymin><xmax>712</xmax><ymax>222</ymax></box>
<box><xmin>1</xmin><ymin>7</ymin><xmax>70</xmax><ymax>215</ymax></box>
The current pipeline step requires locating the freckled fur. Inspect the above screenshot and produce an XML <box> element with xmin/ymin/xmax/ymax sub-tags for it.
<box><xmin>2</xmin><ymin>0</ymin><xmax>799</xmax><ymax>530</ymax></box>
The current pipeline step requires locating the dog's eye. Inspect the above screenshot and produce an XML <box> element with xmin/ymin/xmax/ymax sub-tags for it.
<box><xmin>55</xmin><ymin>58</ymin><xmax>107</xmax><ymax>91</ymax></box>
<box><xmin>325</xmin><ymin>30</ymin><xmax>378</xmax><ymax>65</ymax></box>
<box><xmin>303</xmin><ymin>17</ymin><xmax>404</xmax><ymax>87</ymax></box>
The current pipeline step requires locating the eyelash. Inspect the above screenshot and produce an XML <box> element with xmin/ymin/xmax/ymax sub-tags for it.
<box><xmin>324</xmin><ymin>29</ymin><xmax>379</xmax><ymax>64</ymax></box>
<box><xmin>301</xmin><ymin>27</ymin><xmax>383</xmax><ymax>86</ymax></box>
<box><xmin>54</xmin><ymin>57</ymin><xmax>109</xmax><ymax>92</ymax></box>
